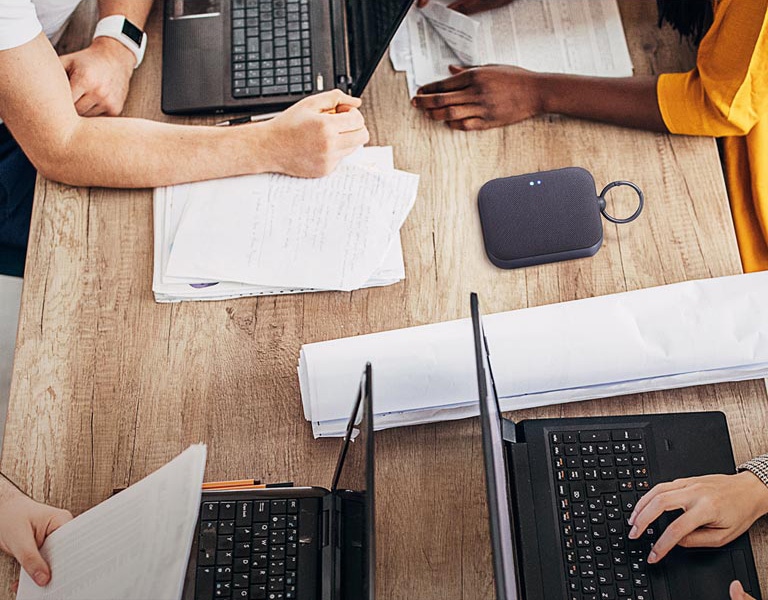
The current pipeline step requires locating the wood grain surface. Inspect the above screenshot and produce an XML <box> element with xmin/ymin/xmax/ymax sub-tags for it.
<box><xmin>2</xmin><ymin>1</ymin><xmax>767</xmax><ymax>597</ymax></box>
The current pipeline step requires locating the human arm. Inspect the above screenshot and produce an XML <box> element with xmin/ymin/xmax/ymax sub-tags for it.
<box><xmin>0</xmin><ymin>33</ymin><xmax>369</xmax><ymax>187</ymax></box>
<box><xmin>415</xmin><ymin>0</ymin><xmax>515</xmax><ymax>14</ymax></box>
<box><xmin>412</xmin><ymin>64</ymin><xmax>667</xmax><ymax>131</ymax></box>
<box><xmin>413</xmin><ymin>0</ymin><xmax>768</xmax><ymax>134</ymax></box>
<box><xmin>0</xmin><ymin>473</ymin><xmax>72</xmax><ymax>587</ymax></box>
<box><xmin>60</xmin><ymin>0</ymin><xmax>154</xmax><ymax>116</ymax></box>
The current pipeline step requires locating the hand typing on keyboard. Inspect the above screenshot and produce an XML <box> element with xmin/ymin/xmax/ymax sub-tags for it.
<box><xmin>628</xmin><ymin>472</ymin><xmax>768</xmax><ymax>564</ymax></box>
<box><xmin>257</xmin><ymin>90</ymin><xmax>369</xmax><ymax>178</ymax></box>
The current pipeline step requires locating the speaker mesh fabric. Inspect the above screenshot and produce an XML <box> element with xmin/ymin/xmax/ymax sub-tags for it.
<box><xmin>478</xmin><ymin>167</ymin><xmax>604</xmax><ymax>269</ymax></box>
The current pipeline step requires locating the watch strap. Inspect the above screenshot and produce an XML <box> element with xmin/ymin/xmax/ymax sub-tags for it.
<box><xmin>93</xmin><ymin>15</ymin><xmax>147</xmax><ymax>69</ymax></box>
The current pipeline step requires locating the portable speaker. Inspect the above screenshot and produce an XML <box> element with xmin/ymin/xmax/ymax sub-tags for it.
<box><xmin>477</xmin><ymin>167</ymin><xmax>643</xmax><ymax>269</ymax></box>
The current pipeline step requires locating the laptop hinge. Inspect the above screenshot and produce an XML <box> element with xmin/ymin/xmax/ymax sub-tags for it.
<box><xmin>329</xmin><ymin>0</ymin><xmax>352</xmax><ymax>90</ymax></box>
<box><xmin>320</xmin><ymin>494</ymin><xmax>335</xmax><ymax>600</ymax></box>
<box><xmin>502</xmin><ymin>418</ymin><xmax>518</xmax><ymax>443</ymax></box>
<box><xmin>507</xmin><ymin>442</ymin><xmax>545</xmax><ymax>600</ymax></box>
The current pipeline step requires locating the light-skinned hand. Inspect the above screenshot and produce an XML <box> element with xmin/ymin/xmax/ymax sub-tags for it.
<box><xmin>259</xmin><ymin>89</ymin><xmax>370</xmax><ymax>178</ymax></box>
<box><xmin>412</xmin><ymin>64</ymin><xmax>543</xmax><ymax>131</ymax></box>
<box><xmin>416</xmin><ymin>0</ymin><xmax>515</xmax><ymax>15</ymax></box>
<box><xmin>0</xmin><ymin>485</ymin><xmax>72</xmax><ymax>588</ymax></box>
<box><xmin>627</xmin><ymin>472</ymin><xmax>768</xmax><ymax>564</ymax></box>
<box><xmin>731</xmin><ymin>580</ymin><xmax>757</xmax><ymax>600</ymax></box>
<box><xmin>60</xmin><ymin>36</ymin><xmax>137</xmax><ymax>117</ymax></box>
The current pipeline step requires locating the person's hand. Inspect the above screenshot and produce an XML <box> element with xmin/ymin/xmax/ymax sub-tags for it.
<box><xmin>59</xmin><ymin>36</ymin><xmax>137</xmax><ymax>117</ymax></box>
<box><xmin>0</xmin><ymin>486</ymin><xmax>72</xmax><ymax>587</ymax></box>
<box><xmin>731</xmin><ymin>580</ymin><xmax>757</xmax><ymax>599</ymax></box>
<box><xmin>259</xmin><ymin>90</ymin><xmax>369</xmax><ymax>178</ymax></box>
<box><xmin>416</xmin><ymin>0</ymin><xmax>516</xmax><ymax>15</ymax></box>
<box><xmin>628</xmin><ymin>472</ymin><xmax>768</xmax><ymax>564</ymax></box>
<box><xmin>411</xmin><ymin>64</ymin><xmax>543</xmax><ymax>131</ymax></box>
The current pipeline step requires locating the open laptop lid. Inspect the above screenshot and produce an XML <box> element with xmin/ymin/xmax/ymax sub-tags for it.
<box><xmin>345</xmin><ymin>0</ymin><xmax>414</xmax><ymax>97</ymax></box>
<box><xmin>331</xmin><ymin>363</ymin><xmax>375</xmax><ymax>600</ymax></box>
<box><xmin>471</xmin><ymin>293</ymin><xmax>521</xmax><ymax>600</ymax></box>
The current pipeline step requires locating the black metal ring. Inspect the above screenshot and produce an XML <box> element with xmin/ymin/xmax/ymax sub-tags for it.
<box><xmin>598</xmin><ymin>181</ymin><xmax>644</xmax><ymax>224</ymax></box>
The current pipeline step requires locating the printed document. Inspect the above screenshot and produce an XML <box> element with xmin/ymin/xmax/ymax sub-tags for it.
<box><xmin>153</xmin><ymin>147</ymin><xmax>416</xmax><ymax>301</ymax></box>
<box><xmin>17</xmin><ymin>445</ymin><xmax>207</xmax><ymax>600</ymax></box>
<box><xmin>165</xmin><ymin>164</ymin><xmax>419</xmax><ymax>292</ymax></box>
<box><xmin>393</xmin><ymin>0</ymin><xmax>633</xmax><ymax>96</ymax></box>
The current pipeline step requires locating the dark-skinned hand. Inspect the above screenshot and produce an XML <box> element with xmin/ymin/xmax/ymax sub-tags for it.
<box><xmin>412</xmin><ymin>64</ymin><xmax>544</xmax><ymax>131</ymax></box>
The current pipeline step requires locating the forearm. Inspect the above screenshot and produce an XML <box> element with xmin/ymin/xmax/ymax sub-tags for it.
<box><xmin>41</xmin><ymin>117</ymin><xmax>275</xmax><ymax>188</ymax></box>
<box><xmin>537</xmin><ymin>73</ymin><xmax>668</xmax><ymax>133</ymax></box>
<box><xmin>97</xmin><ymin>0</ymin><xmax>154</xmax><ymax>28</ymax></box>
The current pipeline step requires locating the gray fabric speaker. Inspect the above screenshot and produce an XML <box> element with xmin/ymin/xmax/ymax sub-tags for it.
<box><xmin>478</xmin><ymin>167</ymin><xmax>605</xmax><ymax>269</ymax></box>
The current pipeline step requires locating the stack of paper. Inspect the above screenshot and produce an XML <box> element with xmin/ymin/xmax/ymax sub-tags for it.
<box><xmin>18</xmin><ymin>445</ymin><xmax>207</xmax><ymax>600</ymax></box>
<box><xmin>391</xmin><ymin>0</ymin><xmax>634</xmax><ymax>97</ymax></box>
<box><xmin>299</xmin><ymin>273</ymin><xmax>768</xmax><ymax>437</ymax></box>
<box><xmin>153</xmin><ymin>147</ymin><xmax>419</xmax><ymax>302</ymax></box>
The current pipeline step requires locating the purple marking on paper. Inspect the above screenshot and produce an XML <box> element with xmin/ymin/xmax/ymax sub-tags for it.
<box><xmin>189</xmin><ymin>282</ymin><xmax>220</xmax><ymax>289</ymax></box>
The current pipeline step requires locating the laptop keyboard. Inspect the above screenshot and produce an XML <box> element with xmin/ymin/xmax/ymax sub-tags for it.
<box><xmin>195</xmin><ymin>499</ymin><xmax>300</xmax><ymax>600</ymax></box>
<box><xmin>231</xmin><ymin>0</ymin><xmax>313</xmax><ymax>99</ymax></box>
<box><xmin>550</xmin><ymin>429</ymin><xmax>657</xmax><ymax>600</ymax></box>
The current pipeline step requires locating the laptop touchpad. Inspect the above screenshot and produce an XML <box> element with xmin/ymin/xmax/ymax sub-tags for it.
<box><xmin>668</xmin><ymin>549</ymin><xmax>752</xmax><ymax>596</ymax></box>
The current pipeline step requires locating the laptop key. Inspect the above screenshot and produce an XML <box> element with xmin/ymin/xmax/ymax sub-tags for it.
<box><xmin>234</xmin><ymin>573</ymin><xmax>250</xmax><ymax>588</ymax></box>
<box><xmin>263</xmin><ymin>85</ymin><xmax>288</xmax><ymax>96</ymax></box>
<box><xmin>197</xmin><ymin>567</ymin><xmax>215</xmax><ymax>598</ymax></box>
<box><xmin>234</xmin><ymin>557</ymin><xmax>251</xmax><ymax>572</ymax></box>
<box><xmin>251</xmin><ymin>584</ymin><xmax>267</xmax><ymax>599</ymax></box>
<box><xmin>269</xmin><ymin>576</ymin><xmax>285</xmax><ymax>591</ymax></box>
<box><xmin>219</xmin><ymin>502</ymin><xmax>237</xmax><ymax>521</ymax></box>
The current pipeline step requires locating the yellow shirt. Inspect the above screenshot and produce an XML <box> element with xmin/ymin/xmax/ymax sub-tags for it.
<box><xmin>657</xmin><ymin>0</ymin><xmax>768</xmax><ymax>272</ymax></box>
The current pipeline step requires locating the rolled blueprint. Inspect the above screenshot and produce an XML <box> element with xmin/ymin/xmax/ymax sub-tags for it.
<box><xmin>299</xmin><ymin>272</ymin><xmax>768</xmax><ymax>437</ymax></box>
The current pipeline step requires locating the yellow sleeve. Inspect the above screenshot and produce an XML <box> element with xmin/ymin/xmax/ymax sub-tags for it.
<box><xmin>657</xmin><ymin>0</ymin><xmax>768</xmax><ymax>137</ymax></box>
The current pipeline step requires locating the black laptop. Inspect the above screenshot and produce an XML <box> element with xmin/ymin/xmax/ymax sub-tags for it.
<box><xmin>184</xmin><ymin>363</ymin><xmax>375</xmax><ymax>600</ymax></box>
<box><xmin>162</xmin><ymin>0</ymin><xmax>414</xmax><ymax>115</ymax></box>
<box><xmin>470</xmin><ymin>293</ymin><xmax>762</xmax><ymax>600</ymax></box>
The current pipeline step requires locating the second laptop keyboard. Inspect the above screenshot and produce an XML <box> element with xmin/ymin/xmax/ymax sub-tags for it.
<box><xmin>550</xmin><ymin>429</ymin><xmax>657</xmax><ymax>600</ymax></box>
<box><xmin>231</xmin><ymin>0</ymin><xmax>313</xmax><ymax>99</ymax></box>
<box><xmin>196</xmin><ymin>498</ymin><xmax>300</xmax><ymax>600</ymax></box>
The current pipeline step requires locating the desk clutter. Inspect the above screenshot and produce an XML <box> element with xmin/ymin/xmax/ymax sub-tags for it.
<box><xmin>299</xmin><ymin>272</ymin><xmax>768</xmax><ymax>437</ymax></box>
<box><xmin>390</xmin><ymin>0</ymin><xmax>633</xmax><ymax>96</ymax></box>
<box><xmin>153</xmin><ymin>147</ymin><xmax>419</xmax><ymax>302</ymax></box>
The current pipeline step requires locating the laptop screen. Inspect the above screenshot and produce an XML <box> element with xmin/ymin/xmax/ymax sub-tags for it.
<box><xmin>470</xmin><ymin>294</ymin><xmax>521</xmax><ymax>600</ymax></box>
<box><xmin>331</xmin><ymin>363</ymin><xmax>375</xmax><ymax>600</ymax></box>
<box><xmin>346</xmin><ymin>0</ymin><xmax>414</xmax><ymax>96</ymax></box>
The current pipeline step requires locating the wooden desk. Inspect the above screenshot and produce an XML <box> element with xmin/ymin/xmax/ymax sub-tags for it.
<box><xmin>2</xmin><ymin>1</ymin><xmax>767</xmax><ymax>597</ymax></box>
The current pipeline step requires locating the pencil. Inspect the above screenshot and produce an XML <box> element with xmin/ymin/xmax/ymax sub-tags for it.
<box><xmin>202</xmin><ymin>479</ymin><xmax>257</xmax><ymax>490</ymax></box>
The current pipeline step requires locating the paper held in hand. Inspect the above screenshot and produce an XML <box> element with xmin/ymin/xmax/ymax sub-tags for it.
<box><xmin>391</xmin><ymin>0</ymin><xmax>634</xmax><ymax>96</ymax></box>
<box><xmin>17</xmin><ymin>446</ymin><xmax>207</xmax><ymax>600</ymax></box>
<box><xmin>299</xmin><ymin>272</ymin><xmax>768</xmax><ymax>437</ymax></box>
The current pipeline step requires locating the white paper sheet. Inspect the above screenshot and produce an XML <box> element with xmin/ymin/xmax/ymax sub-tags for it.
<box><xmin>393</xmin><ymin>0</ymin><xmax>633</xmax><ymax>96</ymax></box>
<box><xmin>299</xmin><ymin>273</ymin><xmax>768</xmax><ymax>437</ymax></box>
<box><xmin>152</xmin><ymin>147</ymin><xmax>414</xmax><ymax>302</ymax></box>
<box><xmin>165</xmin><ymin>164</ymin><xmax>418</xmax><ymax>292</ymax></box>
<box><xmin>17</xmin><ymin>445</ymin><xmax>207</xmax><ymax>600</ymax></box>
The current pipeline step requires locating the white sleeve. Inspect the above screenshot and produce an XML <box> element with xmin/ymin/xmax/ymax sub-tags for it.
<box><xmin>0</xmin><ymin>0</ymin><xmax>43</xmax><ymax>51</ymax></box>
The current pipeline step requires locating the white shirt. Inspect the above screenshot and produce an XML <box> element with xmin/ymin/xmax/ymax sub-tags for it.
<box><xmin>0</xmin><ymin>0</ymin><xmax>83</xmax><ymax>50</ymax></box>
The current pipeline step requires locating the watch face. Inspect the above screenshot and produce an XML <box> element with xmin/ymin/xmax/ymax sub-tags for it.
<box><xmin>121</xmin><ymin>19</ymin><xmax>143</xmax><ymax>46</ymax></box>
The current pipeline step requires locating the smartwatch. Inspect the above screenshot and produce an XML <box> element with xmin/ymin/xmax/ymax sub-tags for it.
<box><xmin>93</xmin><ymin>15</ymin><xmax>148</xmax><ymax>69</ymax></box>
